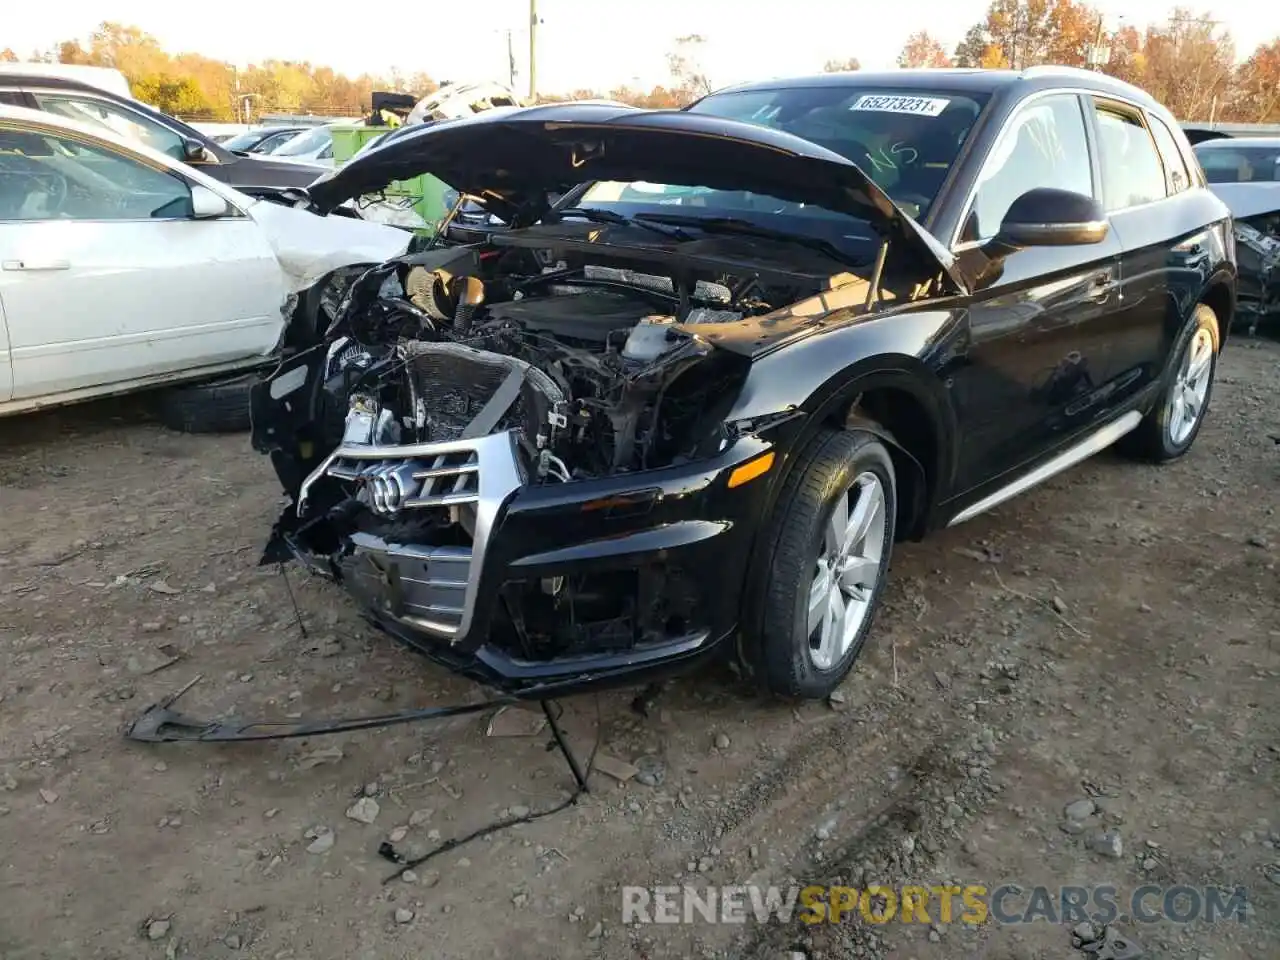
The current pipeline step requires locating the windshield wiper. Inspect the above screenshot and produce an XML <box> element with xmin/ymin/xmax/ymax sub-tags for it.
<box><xmin>552</xmin><ymin>206</ymin><xmax>693</xmax><ymax>241</ymax></box>
<box><xmin>633</xmin><ymin>213</ymin><xmax>858</xmax><ymax>262</ymax></box>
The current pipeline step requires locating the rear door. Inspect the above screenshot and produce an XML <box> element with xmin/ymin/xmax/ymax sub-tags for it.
<box><xmin>0</xmin><ymin>117</ymin><xmax>285</xmax><ymax>401</ymax></box>
<box><xmin>1087</xmin><ymin>100</ymin><xmax>1214</xmax><ymax>405</ymax></box>
<box><xmin>948</xmin><ymin>91</ymin><xmax>1124</xmax><ymax>496</ymax></box>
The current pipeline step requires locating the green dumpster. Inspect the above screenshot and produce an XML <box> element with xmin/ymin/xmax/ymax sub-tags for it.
<box><xmin>330</xmin><ymin>125</ymin><xmax>453</xmax><ymax>234</ymax></box>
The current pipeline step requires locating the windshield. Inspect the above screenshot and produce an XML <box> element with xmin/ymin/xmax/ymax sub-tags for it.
<box><xmin>273</xmin><ymin>126</ymin><xmax>332</xmax><ymax>156</ymax></box>
<box><xmin>575</xmin><ymin>86</ymin><xmax>987</xmax><ymax>229</ymax></box>
<box><xmin>1195</xmin><ymin>144</ymin><xmax>1280</xmax><ymax>183</ymax></box>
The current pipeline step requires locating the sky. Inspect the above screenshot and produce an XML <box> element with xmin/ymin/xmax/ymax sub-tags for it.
<box><xmin>5</xmin><ymin>0</ymin><xmax>1276</xmax><ymax>96</ymax></box>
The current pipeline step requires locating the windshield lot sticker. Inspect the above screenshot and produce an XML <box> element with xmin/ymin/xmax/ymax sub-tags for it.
<box><xmin>850</xmin><ymin>95</ymin><xmax>951</xmax><ymax>117</ymax></box>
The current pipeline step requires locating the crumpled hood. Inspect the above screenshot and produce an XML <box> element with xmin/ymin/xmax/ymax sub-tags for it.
<box><xmin>304</xmin><ymin>103</ymin><xmax>966</xmax><ymax>292</ymax></box>
<box><xmin>245</xmin><ymin>199</ymin><xmax>412</xmax><ymax>293</ymax></box>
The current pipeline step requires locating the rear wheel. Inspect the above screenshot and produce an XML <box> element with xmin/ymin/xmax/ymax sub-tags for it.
<box><xmin>1122</xmin><ymin>304</ymin><xmax>1219</xmax><ymax>462</ymax></box>
<box><xmin>749</xmin><ymin>427</ymin><xmax>896</xmax><ymax>699</ymax></box>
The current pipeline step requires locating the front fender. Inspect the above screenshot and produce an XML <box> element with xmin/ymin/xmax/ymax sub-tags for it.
<box><xmin>727</xmin><ymin>305</ymin><xmax>966</xmax><ymax>554</ymax></box>
<box><xmin>725</xmin><ymin>305</ymin><xmax>965</xmax><ymax>425</ymax></box>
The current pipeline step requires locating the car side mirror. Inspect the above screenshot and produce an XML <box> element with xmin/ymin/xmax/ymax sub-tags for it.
<box><xmin>190</xmin><ymin>185</ymin><xmax>232</xmax><ymax>219</ymax></box>
<box><xmin>993</xmin><ymin>187</ymin><xmax>1109</xmax><ymax>249</ymax></box>
<box><xmin>181</xmin><ymin>137</ymin><xmax>210</xmax><ymax>163</ymax></box>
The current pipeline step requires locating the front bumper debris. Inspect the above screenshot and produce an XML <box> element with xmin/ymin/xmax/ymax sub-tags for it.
<box><xmin>124</xmin><ymin>675</ymin><xmax>591</xmax><ymax>794</ymax></box>
<box><xmin>124</xmin><ymin>674</ymin><xmax>511</xmax><ymax>742</ymax></box>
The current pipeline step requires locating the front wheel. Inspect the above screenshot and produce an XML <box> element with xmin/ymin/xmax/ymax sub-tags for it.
<box><xmin>748</xmin><ymin>427</ymin><xmax>897</xmax><ymax>699</ymax></box>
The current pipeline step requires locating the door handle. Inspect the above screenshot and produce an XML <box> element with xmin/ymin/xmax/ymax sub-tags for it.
<box><xmin>1086</xmin><ymin>273</ymin><xmax>1114</xmax><ymax>302</ymax></box>
<box><xmin>2</xmin><ymin>259</ymin><xmax>71</xmax><ymax>271</ymax></box>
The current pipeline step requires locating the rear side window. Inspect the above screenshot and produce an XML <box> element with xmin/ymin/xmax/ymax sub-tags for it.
<box><xmin>1194</xmin><ymin>145</ymin><xmax>1280</xmax><ymax>183</ymax></box>
<box><xmin>1147</xmin><ymin>116</ymin><xmax>1192</xmax><ymax>194</ymax></box>
<box><xmin>1093</xmin><ymin>102</ymin><xmax>1167</xmax><ymax>211</ymax></box>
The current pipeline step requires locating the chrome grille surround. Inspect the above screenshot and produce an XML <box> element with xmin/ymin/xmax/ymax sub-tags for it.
<box><xmin>296</xmin><ymin>430</ymin><xmax>524</xmax><ymax>641</ymax></box>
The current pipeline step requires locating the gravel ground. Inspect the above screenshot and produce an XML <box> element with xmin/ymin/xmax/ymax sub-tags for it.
<box><xmin>0</xmin><ymin>337</ymin><xmax>1276</xmax><ymax>960</ymax></box>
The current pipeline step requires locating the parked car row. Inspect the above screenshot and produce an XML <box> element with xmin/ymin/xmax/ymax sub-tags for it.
<box><xmin>1192</xmin><ymin>136</ymin><xmax>1280</xmax><ymax>333</ymax></box>
<box><xmin>0</xmin><ymin>104</ymin><xmax>410</xmax><ymax>427</ymax></box>
<box><xmin>0</xmin><ymin>73</ymin><xmax>328</xmax><ymax>196</ymax></box>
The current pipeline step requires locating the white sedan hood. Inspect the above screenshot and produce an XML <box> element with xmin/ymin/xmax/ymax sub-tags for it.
<box><xmin>245</xmin><ymin>199</ymin><xmax>412</xmax><ymax>293</ymax></box>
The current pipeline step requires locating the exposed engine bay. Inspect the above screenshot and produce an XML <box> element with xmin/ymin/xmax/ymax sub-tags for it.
<box><xmin>308</xmin><ymin>239</ymin><xmax>882</xmax><ymax>487</ymax></box>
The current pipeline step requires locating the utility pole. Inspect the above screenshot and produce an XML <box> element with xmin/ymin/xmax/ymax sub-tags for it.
<box><xmin>505</xmin><ymin>29</ymin><xmax>516</xmax><ymax>89</ymax></box>
<box><xmin>528</xmin><ymin>0</ymin><xmax>538</xmax><ymax>101</ymax></box>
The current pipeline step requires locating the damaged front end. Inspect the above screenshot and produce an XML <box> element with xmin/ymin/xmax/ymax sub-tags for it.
<box><xmin>249</xmin><ymin>105</ymin><xmax>963</xmax><ymax>694</ymax></box>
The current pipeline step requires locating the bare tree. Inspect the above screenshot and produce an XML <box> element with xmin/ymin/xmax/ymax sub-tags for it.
<box><xmin>1140</xmin><ymin>11</ymin><xmax>1235</xmax><ymax>121</ymax></box>
<box><xmin>667</xmin><ymin>34</ymin><xmax>713</xmax><ymax>104</ymax></box>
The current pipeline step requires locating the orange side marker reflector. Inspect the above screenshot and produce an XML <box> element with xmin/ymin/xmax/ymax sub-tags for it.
<box><xmin>727</xmin><ymin>451</ymin><xmax>775</xmax><ymax>489</ymax></box>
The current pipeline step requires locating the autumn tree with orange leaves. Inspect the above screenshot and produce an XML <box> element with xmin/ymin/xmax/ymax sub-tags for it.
<box><xmin>1231</xmin><ymin>39</ymin><xmax>1280</xmax><ymax>122</ymax></box>
<box><xmin>948</xmin><ymin>0</ymin><xmax>1280</xmax><ymax>121</ymax></box>
<box><xmin>952</xmin><ymin>0</ymin><xmax>1100</xmax><ymax>69</ymax></box>
<box><xmin>13</xmin><ymin>7</ymin><xmax>1280</xmax><ymax>124</ymax></box>
<box><xmin>897</xmin><ymin>31</ymin><xmax>952</xmax><ymax>68</ymax></box>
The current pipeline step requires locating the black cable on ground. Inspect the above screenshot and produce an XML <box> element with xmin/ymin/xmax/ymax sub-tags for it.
<box><xmin>380</xmin><ymin>693</ymin><xmax>602</xmax><ymax>884</ymax></box>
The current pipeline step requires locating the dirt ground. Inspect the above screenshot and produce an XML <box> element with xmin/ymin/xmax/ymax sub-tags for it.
<box><xmin>0</xmin><ymin>337</ymin><xmax>1276</xmax><ymax>960</ymax></box>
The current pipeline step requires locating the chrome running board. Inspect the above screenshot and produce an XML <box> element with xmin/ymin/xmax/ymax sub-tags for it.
<box><xmin>947</xmin><ymin>410</ymin><xmax>1142</xmax><ymax>526</ymax></box>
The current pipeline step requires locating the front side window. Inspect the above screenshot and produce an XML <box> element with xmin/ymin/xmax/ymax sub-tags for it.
<box><xmin>0</xmin><ymin>124</ymin><xmax>192</xmax><ymax>221</ymax></box>
<box><xmin>1093</xmin><ymin>102</ymin><xmax>1167</xmax><ymax>211</ymax></box>
<box><xmin>960</xmin><ymin>93</ymin><xmax>1093</xmax><ymax>243</ymax></box>
<box><xmin>1148</xmin><ymin>116</ymin><xmax>1192</xmax><ymax>194</ymax></box>
<box><xmin>30</xmin><ymin>92</ymin><xmax>186</xmax><ymax>161</ymax></box>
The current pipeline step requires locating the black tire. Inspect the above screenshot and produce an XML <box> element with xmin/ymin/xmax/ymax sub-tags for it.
<box><xmin>748</xmin><ymin>427</ymin><xmax>897</xmax><ymax>699</ymax></box>
<box><xmin>154</xmin><ymin>372</ymin><xmax>258</xmax><ymax>434</ymax></box>
<box><xmin>1121</xmin><ymin>304</ymin><xmax>1220</xmax><ymax>462</ymax></box>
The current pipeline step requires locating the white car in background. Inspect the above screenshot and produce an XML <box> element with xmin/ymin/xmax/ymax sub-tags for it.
<box><xmin>268</xmin><ymin>124</ymin><xmax>337</xmax><ymax>166</ymax></box>
<box><xmin>0</xmin><ymin>105</ymin><xmax>410</xmax><ymax>430</ymax></box>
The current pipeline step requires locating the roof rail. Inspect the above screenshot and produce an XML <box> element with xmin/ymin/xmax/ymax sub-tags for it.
<box><xmin>1021</xmin><ymin>64</ymin><xmax>1104</xmax><ymax>79</ymax></box>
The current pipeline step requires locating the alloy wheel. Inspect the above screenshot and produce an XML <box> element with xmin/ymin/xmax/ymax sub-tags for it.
<box><xmin>1166</xmin><ymin>328</ymin><xmax>1214</xmax><ymax>447</ymax></box>
<box><xmin>806</xmin><ymin>471</ymin><xmax>887</xmax><ymax>670</ymax></box>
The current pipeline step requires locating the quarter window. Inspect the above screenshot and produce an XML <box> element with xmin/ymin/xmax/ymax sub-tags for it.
<box><xmin>960</xmin><ymin>94</ymin><xmax>1093</xmax><ymax>244</ymax></box>
<box><xmin>1093</xmin><ymin>102</ymin><xmax>1166</xmax><ymax>210</ymax></box>
<box><xmin>1147</xmin><ymin>116</ymin><xmax>1192</xmax><ymax>194</ymax></box>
